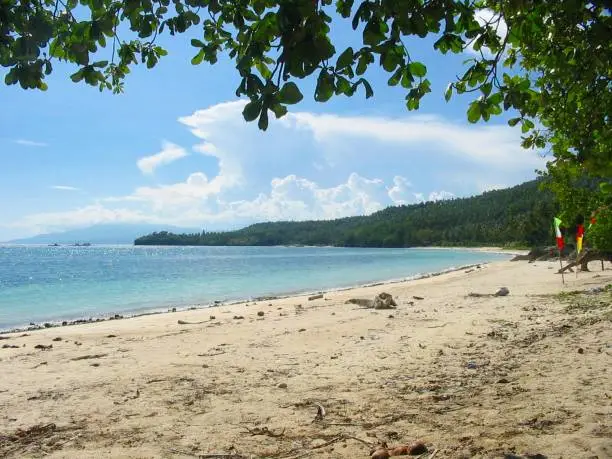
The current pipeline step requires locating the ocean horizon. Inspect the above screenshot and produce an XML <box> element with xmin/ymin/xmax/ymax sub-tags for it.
<box><xmin>0</xmin><ymin>245</ymin><xmax>510</xmax><ymax>331</ymax></box>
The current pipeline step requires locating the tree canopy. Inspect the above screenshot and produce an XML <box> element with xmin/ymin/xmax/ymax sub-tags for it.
<box><xmin>2</xmin><ymin>1</ymin><xmax>610</xmax><ymax>173</ymax></box>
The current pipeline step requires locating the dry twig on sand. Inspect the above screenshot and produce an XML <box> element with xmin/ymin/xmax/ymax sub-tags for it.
<box><xmin>242</xmin><ymin>426</ymin><xmax>285</xmax><ymax>437</ymax></box>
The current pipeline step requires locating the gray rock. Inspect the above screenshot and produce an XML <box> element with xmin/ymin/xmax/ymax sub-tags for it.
<box><xmin>345</xmin><ymin>298</ymin><xmax>375</xmax><ymax>307</ymax></box>
<box><xmin>494</xmin><ymin>287</ymin><xmax>510</xmax><ymax>297</ymax></box>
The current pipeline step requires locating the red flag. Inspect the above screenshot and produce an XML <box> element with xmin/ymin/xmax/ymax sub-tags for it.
<box><xmin>554</xmin><ymin>217</ymin><xmax>564</xmax><ymax>250</ymax></box>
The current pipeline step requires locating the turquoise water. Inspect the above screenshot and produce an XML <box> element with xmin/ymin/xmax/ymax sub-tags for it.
<box><xmin>0</xmin><ymin>245</ymin><xmax>509</xmax><ymax>330</ymax></box>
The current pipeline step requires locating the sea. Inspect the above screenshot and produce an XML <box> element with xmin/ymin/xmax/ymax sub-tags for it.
<box><xmin>0</xmin><ymin>245</ymin><xmax>510</xmax><ymax>331</ymax></box>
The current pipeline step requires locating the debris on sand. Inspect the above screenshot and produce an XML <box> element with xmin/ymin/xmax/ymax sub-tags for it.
<box><xmin>371</xmin><ymin>441</ymin><xmax>428</xmax><ymax>457</ymax></box>
<box><xmin>346</xmin><ymin>292</ymin><xmax>398</xmax><ymax>309</ymax></box>
<box><xmin>70</xmin><ymin>353</ymin><xmax>107</xmax><ymax>361</ymax></box>
<box><xmin>468</xmin><ymin>287</ymin><xmax>510</xmax><ymax>298</ymax></box>
<box><xmin>34</xmin><ymin>344</ymin><xmax>52</xmax><ymax>350</ymax></box>
<box><xmin>373</xmin><ymin>292</ymin><xmax>397</xmax><ymax>309</ymax></box>
<box><xmin>308</xmin><ymin>293</ymin><xmax>324</xmax><ymax>301</ymax></box>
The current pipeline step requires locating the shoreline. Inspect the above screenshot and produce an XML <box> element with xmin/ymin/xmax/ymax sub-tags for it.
<box><xmin>0</xmin><ymin>259</ymin><xmax>506</xmax><ymax>335</ymax></box>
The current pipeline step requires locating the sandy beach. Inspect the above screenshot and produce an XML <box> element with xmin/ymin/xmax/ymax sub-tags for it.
<box><xmin>1</xmin><ymin>259</ymin><xmax>610</xmax><ymax>458</ymax></box>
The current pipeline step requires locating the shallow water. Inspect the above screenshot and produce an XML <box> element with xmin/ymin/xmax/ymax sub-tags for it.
<box><xmin>0</xmin><ymin>245</ymin><xmax>509</xmax><ymax>329</ymax></box>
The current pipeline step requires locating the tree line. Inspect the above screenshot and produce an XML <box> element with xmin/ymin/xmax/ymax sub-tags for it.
<box><xmin>135</xmin><ymin>180</ymin><xmax>557</xmax><ymax>248</ymax></box>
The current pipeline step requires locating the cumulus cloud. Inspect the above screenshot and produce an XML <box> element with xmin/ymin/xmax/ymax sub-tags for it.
<box><xmin>285</xmin><ymin>111</ymin><xmax>539</xmax><ymax>169</ymax></box>
<box><xmin>5</xmin><ymin>99</ymin><xmax>543</xmax><ymax>238</ymax></box>
<box><xmin>136</xmin><ymin>141</ymin><xmax>188</xmax><ymax>174</ymax></box>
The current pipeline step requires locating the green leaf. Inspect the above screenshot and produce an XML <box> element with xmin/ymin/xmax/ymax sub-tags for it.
<box><xmin>508</xmin><ymin>117</ymin><xmax>521</xmax><ymax>127</ymax></box>
<box><xmin>70</xmin><ymin>69</ymin><xmax>84</xmax><ymax>83</ymax></box>
<box><xmin>356</xmin><ymin>52</ymin><xmax>372</xmax><ymax>75</ymax></box>
<box><xmin>191</xmin><ymin>49</ymin><xmax>205</xmax><ymax>65</ymax></box>
<box><xmin>363</xmin><ymin>19</ymin><xmax>387</xmax><ymax>46</ymax></box>
<box><xmin>269</xmin><ymin>103</ymin><xmax>288</xmax><ymax>119</ymax></box>
<box><xmin>480</xmin><ymin>82</ymin><xmax>492</xmax><ymax>96</ymax></box>
<box><xmin>406</xmin><ymin>97</ymin><xmax>419</xmax><ymax>110</ymax></box>
<box><xmin>258</xmin><ymin>109</ymin><xmax>269</xmax><ymax>130</ymax></box>
<box><xmin>243</xmin><ymin>99</ymin><xmax>262</xmax><ymax>122</ymax></box>
<box><xmin>278</xmin><ymin>82</ymin><xmax>303</xmax><ymax>105</ymax></box>
<box><xmin>336</xmin><ymin>47</ymin><xmax>354</xmax><ymax>71</ymax></box>
<box><xmin>336</xmin><ymin>76</ymin><xmax>352</xmax><ymax>95</ymax></box>
<box><xmin>444</xmin><ymin>83</ymin><xmax>453</xmax><ymax>102</ymax></box>
<box><xmin>408</xmin><ymin>62</ymin><xmax>426</xmax><ymax>78</ymax></box>
<box><xmin>191</xmin><ymin>39</ymin><xmax>205</xmax><ymax>48</ymax></box>
<box><xmin>356</xmin><ymin>78</ymin><xmax>373</xmax><ymax>98</ymax></box>
<box><xmin>387</xmin><ymin>67</ymin><xmax>403</xmax><ymax>86</ymax></box>
<box><xmin>467</xmin><ymin>102</ymin><xmax>481</xmax><ymax>123</ymax></box>
<box><xmin>315</xmin><ymin>72</ymin><xmax>335</xmax><ymax>102</ymax></box>
<box><xmin>255</xmin><ymin>60</ymin><xmax>271</xmax><ymax>79</ymax></box>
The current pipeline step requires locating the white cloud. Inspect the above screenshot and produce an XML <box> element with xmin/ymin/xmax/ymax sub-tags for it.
<box><xmin>136</xmin><ymin>141</ymin><xmax>188</xmax><ymax>174</ymax></box>
<box><xmin>388</xmin><ymin>176</ymin><xmax>415</xmax><ymax>205</ymax></box>
<box><xmin>104</xmin><ymin>172</ymin><xmax>220</xmax><ymax>211</ymax></box>
<box><xmin>285</xmin><ymin>111</ymin><xmax>539</xmax><ymax>169</ymax></box>
<box><xmin>5</xmin><ymin>99</ymin><xmax>543</xmax><ymax>238</ymax></box>
<box><xmin>51</xmin><ymin>185</ymin><xmax>79</xmax><ymax>191</ymax></box>
<box><xmin>14</xmin><ymin>139</ymin><xmax>48</xmax><ymax>147</ymax></box>
<box><xmin>7</xmin><ymin>204</ymin><xmax>157</xmax><ymax>236</ymax></box>
<box><xmin>428</xmin><ymin>190</ymin><xmax>456</xmax><ymax>201</ymax></box>
<box><xmin>479</xmin><ymin>183</ymin><xmax>508</xmax><ymax>193</ymax></box>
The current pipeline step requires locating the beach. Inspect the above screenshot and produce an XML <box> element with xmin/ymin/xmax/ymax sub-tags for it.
<box><xmin>0</xmin><ymin>259</ymin><xmax>610</xmax><ymax>458</ymax></box>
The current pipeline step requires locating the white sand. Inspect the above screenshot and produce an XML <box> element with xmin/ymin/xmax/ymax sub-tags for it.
<box><xmin>1</xmin><ymin>259</ymin><xmax>610</xmax><ymax>458</ymax></box>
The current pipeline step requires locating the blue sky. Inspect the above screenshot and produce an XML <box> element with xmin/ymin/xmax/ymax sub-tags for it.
<box><xmin>0</xmin><ymin>10</ymin><xmax>546</xmax><ymax>241</ymax></box>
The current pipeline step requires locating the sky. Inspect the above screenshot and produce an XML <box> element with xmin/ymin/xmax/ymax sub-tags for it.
<box><xmin>0</xmin><ymin>9</ymin><xmax>547</xmax><ymax>241</ymax></box>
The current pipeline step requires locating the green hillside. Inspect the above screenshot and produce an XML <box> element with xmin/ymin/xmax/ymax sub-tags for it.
<box><xmin>135</xmin><ymin>180</ymin><xmax>556</xmax><ymax>248</ymax></box>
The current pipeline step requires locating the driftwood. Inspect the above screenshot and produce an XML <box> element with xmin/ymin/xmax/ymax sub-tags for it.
<box><xmin>558</xmin><ymin>249</ymin><xmax>611</xmax><ymax>273</ymax></box>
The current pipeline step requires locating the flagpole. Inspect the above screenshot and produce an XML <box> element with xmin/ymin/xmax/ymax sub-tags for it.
<box><xmin>576</xmin><ymin>245</ymin><xmax>579</xmax><ymax>279</ymax></box>
<box><xmin>559</xmin><ymin>249</ymin><xmax>565</xmax><ymax>284</ymax></box>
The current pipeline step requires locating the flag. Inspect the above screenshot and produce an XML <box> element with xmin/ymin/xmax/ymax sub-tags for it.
<box><xmin>576</xmin><ymin>224</ymin><xmax>584</xmax><ymax>254</ymax></box>
<box><xmin>554</xmin><ymin>217</ymin><xmax>564</xmax><ymax>250</ymax></box>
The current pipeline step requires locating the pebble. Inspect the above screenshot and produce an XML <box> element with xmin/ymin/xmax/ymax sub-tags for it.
<box><xmin>257</xmin><ymin>311</ymin><xmax>264</xmax><ymax>317</ymax></box>
<box><xmin>277</xmin><ymin>382</ymin><xmax>287</xmax><ymax>389</ymax></box>
<box><xmin>578</xmin><ymin>347</ymin><xmax>584</xmax><ymax>354</ymax></box>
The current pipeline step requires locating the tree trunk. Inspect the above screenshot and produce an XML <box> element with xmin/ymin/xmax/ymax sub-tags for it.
<box><xmin>558</xmin><ymin>249</ymin><xmax>611</xmax><ymax>273</ymax></box>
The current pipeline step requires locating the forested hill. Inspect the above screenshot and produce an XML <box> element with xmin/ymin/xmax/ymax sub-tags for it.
<box><xmin>134</xmin><ymin>180</ymin><xmax>556</xmax><ymax>248</ymax></box>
